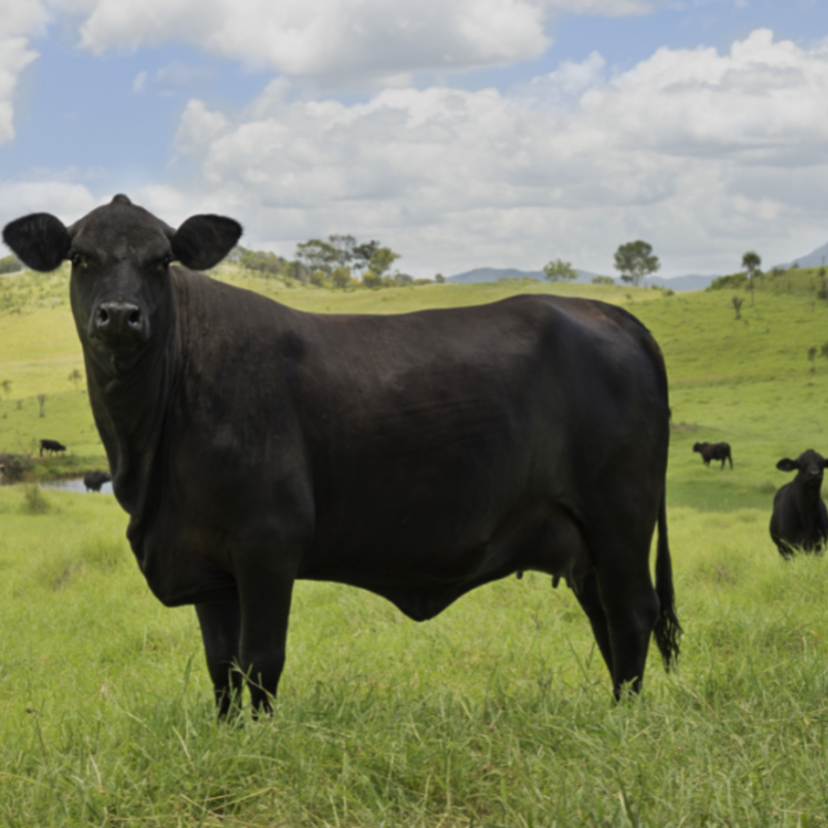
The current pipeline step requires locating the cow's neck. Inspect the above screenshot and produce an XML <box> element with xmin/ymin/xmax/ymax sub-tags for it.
<box><xmin>83</xmin><ymin>300</ymin><xmax>178</xmax><ymax>524</ymax></box>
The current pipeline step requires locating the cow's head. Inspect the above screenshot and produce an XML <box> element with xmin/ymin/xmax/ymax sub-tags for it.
<box><xmin>692</xmin><ymin>442</ymin><xmax>703</xmax><ymax>453</ymax></box>
<box><xmin>776</xmin><ymin>449</ymin><xmax>828</xmax><ymax>487</ymax></box>
<box><xmin>2</xmin><ymin>195</ymin><xmax>241</xmax><ymax>370</ymax></box>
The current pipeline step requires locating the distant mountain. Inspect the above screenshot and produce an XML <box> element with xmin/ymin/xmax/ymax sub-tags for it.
<box><xmin>448</xmin><ymin>266</ymin><xmax>599</xmax><ymax>285</ymax></box>
<box><xmin>777</xmin><ymin>241</ymin><xmax>828</xmax><ymax>270</ymax></box>
<box><xmin>447</xmin><ymin>266</ymin><xmax>717</xmax><ymax>292</ymax></box>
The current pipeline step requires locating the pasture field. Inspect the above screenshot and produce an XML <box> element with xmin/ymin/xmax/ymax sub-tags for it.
<box><xmin>1</xmin><ymin>267</ymin><xmax>828</xmax><ymax>825</ymax></box>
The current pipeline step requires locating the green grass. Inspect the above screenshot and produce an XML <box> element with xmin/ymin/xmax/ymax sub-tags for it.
<box><xmin>2</xmin><ymin>266</ymin><xmax>828</xmax><ymax>824</ymax></box>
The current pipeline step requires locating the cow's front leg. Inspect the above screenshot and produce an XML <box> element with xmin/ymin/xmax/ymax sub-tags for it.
<box><xmin>195</xmin><ymin>600</ymin><xmax>243</xmax><ymax>717</ymax></box>
<box><xmin>235</xmin><ymin>525</ymin><xmax>300</xmax><ymax>715</ymax></box>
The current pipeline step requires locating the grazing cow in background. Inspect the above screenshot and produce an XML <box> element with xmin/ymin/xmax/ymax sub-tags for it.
<box><xmin>84</xmin><ymin>470</ymin><xmax>111</xmax><ymax>492</ymax></box>
<box><xmin>770</xmin><ymin>449</ymin><xmax>828</xmax><ymax>557</ymax></box>
<box><xmin>3</xmin><ymin>195</ymin><xmax>680</xmax><ymax>715</ymax></box>
<box><xmin>39</xmin><ymin>439</ymin><xmax>66</xmax><ymax>456</ymax></box>
<box><xmin>693</xmin><ymin>441</ymin><xmax>733</xmax><ymax>469</ymax></box>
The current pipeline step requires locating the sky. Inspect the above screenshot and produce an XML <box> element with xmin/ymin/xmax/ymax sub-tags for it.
<box><xmin>0</xmin><ymin>0</ymin><xmax>827</xmax><ymax>280</ymax></box>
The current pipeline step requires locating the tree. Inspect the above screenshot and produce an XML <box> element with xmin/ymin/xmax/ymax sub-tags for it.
<box><xmin>362</xmin><ymin>247</ymin><xmax>401</xmax><ymax>287</ymax></box>
<box><xmin>295</xmin><ymin>239</ymin><xmax>339</xmax><ymax>273</ymax></box>
<box><xmin>434</xmin><ymin>273</ymin><xmax>445</xmax><ymax>284</ymax></box>
<box><xmin>37</xmin><ymin>393</ymin><xmax>46</xmax><ymax>418</ymax></box>
<box><xmin>732</xmin><ymin>296</ymin><xmax>743</xmax><ymax>320</ymax></box>
<box><xmin>309</xmin><ymin>269</ymin><xmax>329</xmax><ymax>288</ymax></box>
<box><xmin>818</xmin><ymin>267</ymin><xmax>828</xmax><ymax>301</ymax></box>
<box><xmin>543</xmin><ymin>258</ymin><xmax>578</xmax><ymax>282</ymax></box>
<box><xmin>613</xmin><ymin>241</ymin><xmax>660</xmax><ymax>287</ymax></box>
<box><xmin>592</xmin><ymin>275</ymin><xmax>615</xmax><ymax>286</ymax></box>
<box><xmin>331</xmin><ymin>266</ymin><xmax>353</xmax><ymax>289</ymax></box>
<box><xmin>68</xmin><ymin>368</ymin><xmax>82</xmax><ymax>390</ymax></box>
<box><xmin>0</xmin><ymin>379</ymin><xmax>10</xmax><ymax>398</ymax></box>
<box><xmin>352</xmin><ymin>241</ymin><xmax>380</xmax><ymax>274</ymax></box>
<box><xmin>742</xmin><ymin>251</ymin><xmax>761</xmax><ymax>306</ymax></box>
<box><xmin>327</xmin><ymin>234</ymin><xmax>357</xmax><ymax>266</ymax></box>
<box><xmin>370</xmin><ymin>247</ymin><xmax>400</xmax><ymax>277</ymax></box>
<box><xmin>235</xmin><ymin>246</ymin><xmax>288</xmax><ymax>278</ymax></box>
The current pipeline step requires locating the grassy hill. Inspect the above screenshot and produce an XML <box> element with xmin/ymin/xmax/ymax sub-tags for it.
<box><xmin>3</xmin><ymin>262</ymin><xmax>828</xmax><ymax>824</ymax></box>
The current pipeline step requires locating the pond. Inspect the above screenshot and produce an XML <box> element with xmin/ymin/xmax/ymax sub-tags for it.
<box><xmin>39</xmin><ymin>477</ymin><xmax>114</xmax><ymax>495</ymax></box>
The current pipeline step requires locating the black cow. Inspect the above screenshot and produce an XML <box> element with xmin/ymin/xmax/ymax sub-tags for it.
<box><xmin>769</xmin><ymin>449</ymin><xmax>828</xmax><ymax>557</ymax></box>
<box><xmin>84</xmin><ymin>470</ymin><xmax>111</xmax><ymax>492</ymax></box>
<box><xmin>39</xmin><ymin>439</ymin><xmax>66</xmax><ymax>457</ymax></box>
<box><xmin>3</xmin><ymin>195</ymin><xmax>680</xmax><ymax>714</ymax></box>
<box><xmin>693</xmin><ymin>441</ymin><xmax>733</xmax><ymax>469</ymax></box>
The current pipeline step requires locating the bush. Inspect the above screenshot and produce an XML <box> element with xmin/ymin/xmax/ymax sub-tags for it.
<box><xmin>708</xmin><ymin>272</ymin><xmax>747</xmax><ymax>291</ymax></box>
<box><xmin>0</xmin><ymin>254</ymin><xmax>22</xmax><ymax>274</ymax></box>
<box><xmin>591</xmin><ymin>275</ymin><xmax>615</xmax><ymax>286</ymax></box>
<box><xmin>1</xmin><ymin>454</ymin><xmax>30</xmax><ymax>483</ymax></box>
<box><xmin>22</xmin><ymin>485</ymin><xmax>50</xmax><ymax>515</ymax></box>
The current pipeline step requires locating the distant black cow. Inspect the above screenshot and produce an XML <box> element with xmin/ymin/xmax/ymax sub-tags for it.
<box><xmin>769</xmin><ymin>449</ymin><xmax>828</xmax><ymax>557</ymax></box>
<box><xmin>3</xmin><ymin>195</ymin><xmax>681</xmax><ymax>715</ymax></box>
<box><xmin>693</xmin><ymin>441</ymin><xmax>733</xmax><ymax>469</ymax></box>
<box><xmin>84</xmin><ymin>470</ymin><xmax>111</xmax><ymax>492</ymax></box>
<box><xmin>39</xmin><ymin>439</ymin><xmax>66</xmax><ymax>456</ymax></box>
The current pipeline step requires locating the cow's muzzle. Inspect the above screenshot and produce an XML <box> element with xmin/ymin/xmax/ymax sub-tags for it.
<box><xmin>90</xmin><ymin>300</ymin><xmax>149</xmax><ymax>345</ymax></box>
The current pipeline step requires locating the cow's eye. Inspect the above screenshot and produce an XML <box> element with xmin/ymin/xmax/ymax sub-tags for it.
<box><xmin>70</xmin><ymin>252</ymin><xmax>82</xmax><ymax>267</ymax></box>
<box><xmin>158</xmin><ymin>255</ymin><xmax>172</xmax><ymax>271</ymax></box>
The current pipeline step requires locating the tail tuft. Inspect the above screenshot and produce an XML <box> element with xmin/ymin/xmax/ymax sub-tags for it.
<box><xmin>653</xmin><ymin>491</ymin><xmax>682</xmax><ymax>670</ymax></box>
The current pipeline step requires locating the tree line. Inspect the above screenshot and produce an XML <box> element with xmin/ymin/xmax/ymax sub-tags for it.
<box><xmin>237</xmin><ymin>235</ymin><xmax>666</xmax><ymax>291</ymax></box>
<box><xmin>230</xmin><ymin>235</ymin><xmax>437</xmax><ymax>289</ymax></box>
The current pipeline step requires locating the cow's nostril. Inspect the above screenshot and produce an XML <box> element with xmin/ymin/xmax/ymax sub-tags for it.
<box><xmin>97</xmin><ymin>307</ymin><xmax>109</xmax><ymax>325</ymax></box>
<box><xmin>128</xmin><ymin>309</ymin><xmax>141</xmax><ymax>327</ymax></box>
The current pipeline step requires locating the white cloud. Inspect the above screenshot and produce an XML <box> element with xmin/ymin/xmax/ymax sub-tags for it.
<box><xmin>0</xmin><ymin>178</ymin><xmax>98</xmax><ymax>232</ymax></box>
<box><xmin>156</xmin><ymin>29</ymin><xmax>828</xmax><ymax>278</ymax></box>
<box><xmin>65</xmin><ymin>0</ymin><xmax>677</xmax><ymax>85</ymax></box>
<box><xmin>0</xmin><ymin>0</ymin><xmax>51</xmax><ymax>146</ymax></box>
<box><xmin>73</xmin><ymin>0</ymin><xmax>551</xmax><ymax>83</ymax></box>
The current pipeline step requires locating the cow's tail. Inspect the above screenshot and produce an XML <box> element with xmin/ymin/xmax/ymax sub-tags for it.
<box><xmin>653</xmin><ymin>490</ymin><xmax>681</xmax><ymax>670</ymax></box>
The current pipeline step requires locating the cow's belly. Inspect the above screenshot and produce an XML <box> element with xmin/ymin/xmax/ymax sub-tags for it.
<box><xmin>298</xmin><ymin>498</ymin><xmax>593</xmax><ymax>618</ymax></box>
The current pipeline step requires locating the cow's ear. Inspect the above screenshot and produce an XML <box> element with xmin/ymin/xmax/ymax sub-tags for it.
<box><xmin>2</xmin><ymin>213</ymin><xmax>71</xmax><ymax>272</ymax></box>
<box><xmin>171</xmin><ymin>215</ymin><xmax>242</xmax><ymax>271</ymax></box>
<box><xmin>777</xmin><ymin>458</ymin><xmax>798</xmax><ymax>472</ymax></box>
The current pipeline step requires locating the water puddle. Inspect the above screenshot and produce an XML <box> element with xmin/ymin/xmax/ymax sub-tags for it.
<box><xmin>39</xmin><ymin>477</ymin><xmax>113</xmax><ymax>495</ymax></box>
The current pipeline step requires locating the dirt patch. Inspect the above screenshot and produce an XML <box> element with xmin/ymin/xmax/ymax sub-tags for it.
<box><xmin>670</xmin><ymin>422</ymin><xmax>700</xmax><ymax>433</ymax></box>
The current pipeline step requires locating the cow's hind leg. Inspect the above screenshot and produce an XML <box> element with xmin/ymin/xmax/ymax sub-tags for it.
<box><xmin>573</xmin><ymin>572</ymin><xmax>614</xmax><ymax>679</ymax></box>
<box><xmin>595</xmin><ymin>553</ymin><xmax>660</xmax><ymax>698</ymax></box>
<box><xmin>195</xmin><ymin>600</ymin><xmax>243</xmax><ymax>717</ymax></box>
